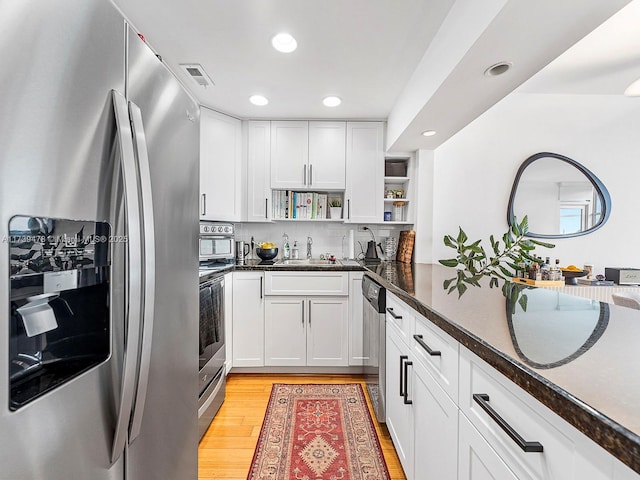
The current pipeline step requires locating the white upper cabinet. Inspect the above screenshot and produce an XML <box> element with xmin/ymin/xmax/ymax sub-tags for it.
<box><xmin>200</xmin><ymin>108</ymin><xmax>243</xmax><ymax>221</ymax></box>
<box><xmin>246</xmin><ymin>120</ymin><xmax>272</xmax><ymax>222</ymax></box>
<box><xmin>270</xmin><ymin>121</ymin><xmax>347</xmax><ymax>190</ymax></box>
<box><xmin>308</xmin><ymin>121</ymin><xmax>346</xmax><ymax>190</ymax></box>
<box><xmin>345</xmin><ymin>122</ymin><xmax>384</xmax><ymax>223</ymax></box>
<box><xmin>270</xmin><ymin>121</ymin><xmax>309</xmax><ymax>189</ymax></box>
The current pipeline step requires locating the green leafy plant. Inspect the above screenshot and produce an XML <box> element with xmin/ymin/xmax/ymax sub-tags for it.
<box><xmin>439</xmin><ymin>216</ymin><xmax>555</xmax><ymax>298</ymax></box>
<box><xmin>329</xmin><ymin>199</ymin><xmax>342</xmax><ymax>207</ymax></box>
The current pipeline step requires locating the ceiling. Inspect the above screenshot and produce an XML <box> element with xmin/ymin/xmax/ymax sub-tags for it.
<box><xmin>113</xmin><ymin>0</ymin><xmax>455</xmax><ymax>120</ymax></box>
<box><xmin>112</xmin><ymin>0</ymin><xmax>637</xmax><ymax>151</ymax></box>
<box><xmin>517</xmin><ymin>0</ymin><xmax>640</xmax><ymax>95</ymax></box>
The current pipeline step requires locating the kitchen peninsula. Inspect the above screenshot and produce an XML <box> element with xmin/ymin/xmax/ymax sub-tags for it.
<box><xmin>365</xmin><ymin>262</ymin><xmax>640</xmax><ymax>478</ymax></box>
<box><xmin>233</xmin><ymin>260</ymin><xmax>640</xmax><ymax>477</ymax></box>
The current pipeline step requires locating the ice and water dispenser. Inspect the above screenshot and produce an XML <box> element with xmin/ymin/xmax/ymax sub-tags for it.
<box><xmin>8</xmin><ymin>216</ymin><xmax>111</xmax><ymax>410</ymax></box>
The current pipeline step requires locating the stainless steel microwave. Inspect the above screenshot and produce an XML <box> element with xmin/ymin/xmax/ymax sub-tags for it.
<box><xmin>199</xmin><ymin>222</ymin><xmax>235</xmax><ymax>262</ymax></box>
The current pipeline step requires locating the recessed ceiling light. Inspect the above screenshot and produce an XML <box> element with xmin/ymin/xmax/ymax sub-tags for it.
<box><xmin>421</xmin><ymin>130</ymin><xmax>436</xmax><ymax>137</ymax></box>
<box><xmin>271</xmin><ymin>33</ymin><xmax>297</xmax><ymax>53</ymax></box>
<box><xmin>484</xmin><ymin>62</ymin><xmax>512</xmax><ymax>77</ymax></box>
<box><xmin>322</xmin><ymin>96</ymin><xmax>341</xmax><ymax>107</ymax></box>
<box><xmin>249</xmin><ymin>95</ymin><xmax>269</xmax><ymax>106</ymax></box>
<box><xmin>624</xmin><ymin>77</ymin><xmax>640</xmax><ymax>97</ymax></box>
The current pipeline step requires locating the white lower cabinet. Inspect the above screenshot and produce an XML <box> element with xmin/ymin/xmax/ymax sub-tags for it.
<box><xmin>348</xmin><ymin>271</ymin><xmax>366</xmax><ymax>366</ymax></box>
<box><xmin>386</xmin><ymin>319</ymin><xmax>458</xmax><ymax>480</ymax></box>
<box><xmin>413</xmin><ymin>357</ymin><xmax>458</xmax><ymax>480</ymax></box>
<box><xmin>232</xmin><ymin>271</ymin><xmax>264</xmax><ymax>367</ymax></box>
<box><xmin>265</xmin><ymin>296</ymin><xmax>349</xmax><ymax>366</ymax></box>
<box><xmin>458</xmin><ymin>413</ymin><xmax>518</xmax><ymax>480</ymax></box>
<box><xmin>385</xmin><ymin>329</ymin><xmax>414</xmax><ymax>478</ymax></box>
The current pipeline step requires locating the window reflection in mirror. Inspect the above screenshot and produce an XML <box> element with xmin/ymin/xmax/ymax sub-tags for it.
<box><xmin>507</xmin><ymin>152</ymin><xmax>611</xmax><ymax>238</ymax></box>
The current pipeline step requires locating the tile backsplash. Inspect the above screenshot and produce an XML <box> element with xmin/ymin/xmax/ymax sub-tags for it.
<box><xmin>233</xmin><ymin>222</ymin><xmax>410</xmax><ymax>261</ymax></box>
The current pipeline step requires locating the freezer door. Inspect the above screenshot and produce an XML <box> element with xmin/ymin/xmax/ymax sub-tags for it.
<box><xmin>0</xmin><ymin>0</ymin><xmax>126</xmax><ymax>478</ymax></box>
<box><xmin>124</xmin><ymin>27</ymin><xmax>200</xmax><ymax>480</ymax></box>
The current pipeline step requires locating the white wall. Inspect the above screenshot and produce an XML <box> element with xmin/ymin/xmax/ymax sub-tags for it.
<box><xmin>421</xmin><ymin>92</ymin><xmax>640</xmax><ymax>277</ymax></box>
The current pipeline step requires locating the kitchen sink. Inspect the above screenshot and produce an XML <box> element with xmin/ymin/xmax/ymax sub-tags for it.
<box><xmin>274</xmin><ymin>259</ymin><xmax>339</xmax><ymax>266</ymax></box>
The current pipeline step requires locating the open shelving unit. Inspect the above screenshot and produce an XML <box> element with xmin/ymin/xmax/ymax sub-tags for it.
<box><xmin>383</xmin><ymin>156</ymin><xmax>414</xmax><ymax>224</ymax></box>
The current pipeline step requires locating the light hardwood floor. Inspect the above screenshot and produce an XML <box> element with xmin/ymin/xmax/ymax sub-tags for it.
<box><xmin>198</xmin><ymin>373</ymin><xmax>407</xmax><ymax>480</ymax></box>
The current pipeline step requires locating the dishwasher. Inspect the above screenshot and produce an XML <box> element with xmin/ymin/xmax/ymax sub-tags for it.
<box><xmin>362</xmin><ymin>275</ymin><xmax>386</xmax><ymax>423</ymax></box>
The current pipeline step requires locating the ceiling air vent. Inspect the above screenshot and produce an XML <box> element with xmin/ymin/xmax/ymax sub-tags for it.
<box><xmin>179</xmin><ymin>64</ymin><xmax>214</xmax><ymax>88</ymax></box>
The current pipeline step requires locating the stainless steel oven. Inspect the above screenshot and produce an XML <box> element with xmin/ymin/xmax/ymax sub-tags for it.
<box><xmin>198</xmin><ymin>272</ymin><xmax>226</xmax><ymax>439</ymax></box>
<box><xmin>199</xmin><ymin>221</ymin><xmax>235</xmax><ymax>263</ymax></box>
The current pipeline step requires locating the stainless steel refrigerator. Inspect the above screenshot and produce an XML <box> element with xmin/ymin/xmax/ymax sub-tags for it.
<box><xmin>0</xmin><ymin>0</ymin><xmax>200</xmax><ymax>478</ymax></box>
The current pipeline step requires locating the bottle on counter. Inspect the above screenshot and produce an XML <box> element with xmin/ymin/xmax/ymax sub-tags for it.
<box><xmin>291</xmin><ymin>241</ymin><xmax>299</xmax><ymax>259</ymax></box>
<box><xmin>282</xmin><ymin>233</ymin><xmax>290</xmax><ymax>260</ymax></box>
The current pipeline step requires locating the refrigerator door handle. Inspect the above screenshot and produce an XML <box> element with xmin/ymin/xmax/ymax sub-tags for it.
<box><xmin>110</xmin><ymin>90</ymin><xmax>144</xmax><ymax>463</ymax></box>
<box><xmin>127</xmin><ymin>101</ymin><xmax>156</xmax><ymax>443</ymax></box>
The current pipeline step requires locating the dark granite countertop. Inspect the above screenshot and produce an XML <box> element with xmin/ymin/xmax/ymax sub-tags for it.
<box><xmin>363</xmin><ymin>261</ymin><xmax>640</xmax><ymax>474</ymax></box>
<box><xmin>234</xmin><ymin>259</ymin><xmax>366</xmax><ymax>272</ymax></box>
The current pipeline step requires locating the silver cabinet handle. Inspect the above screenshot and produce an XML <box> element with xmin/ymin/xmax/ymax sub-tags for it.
<box><xmin>260</xmin><ymin>276</ymin><xmax>263</xmax><ymax>299</ymax></box>
<box><xmin>302</xmin><ymin>300</ymin><xmax>305</xmax><ymax>326</ymax></box>
<box><xmin>201</xmin><ymin>193</ymin><xmax>206</xmax><ymax>216</ymax></box>
<box><xmin>303</xmin><ymin>164</ymin><xmax>307</xmax><ymax>185</ymax></box>
<box><xmin>110</xmin><ymin>90</ymin><xmax>143</xmax><ymax>463</ymax></box>
<box><xmin>473</xmin><ymin>394</ymin><xmax>543</xmax><ymax>453</ymax></box>
<box><xmin>309</xmin><ymin>164</ymin><xmax>313</xmax><ymax>185</ymax></box>
<box><xmin>265</xmin><ymin>198</ymin><xmax>268</xmax><ymax>219</ymax></box>
<box><xmin>127</xmin><ymin>101</ymin><xmax>156</xmax><ymax>443</ymax></box>
<box><xmin>308</xmin><ymin>299</ymin><xmax>311</xmax><ymax>325</ymax></box>
<box><xmin>347</xmin><ymin>199</ymin><xmax>351</xmax><ymax>219</ymax></box>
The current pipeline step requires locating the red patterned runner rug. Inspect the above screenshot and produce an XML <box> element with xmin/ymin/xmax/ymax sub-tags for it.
<box><xmin>248</xmin><ymin>384</ymin><xmax>390</xmax><ymax>480</ymax></box>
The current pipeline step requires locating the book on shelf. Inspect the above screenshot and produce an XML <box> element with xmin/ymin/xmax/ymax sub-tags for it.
<box><xmin>271</xmin><ymin>190</ymin><xmax>335</xmax><ymax>220</ymax></box>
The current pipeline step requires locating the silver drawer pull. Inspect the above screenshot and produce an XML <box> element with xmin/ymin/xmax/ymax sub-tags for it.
<box><xmin>473</xmin><ymin>394</ymin><xmax>543</xmax><ymax>453</ymax></box>
<box><xmin>413</xmin><ymin>334</ymin><xmax>441</xmax><ymax>356</ymax></box>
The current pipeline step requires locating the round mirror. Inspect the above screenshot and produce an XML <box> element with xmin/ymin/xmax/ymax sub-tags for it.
<box><xmin>507</xmin><ymin>152</ymin><xmax>611</xmax><ymax>238</ymax></box>
<box><xmin>506</xmin><ymin>288</ymin><xmax>609</xmax><ymax>369</ymax></box>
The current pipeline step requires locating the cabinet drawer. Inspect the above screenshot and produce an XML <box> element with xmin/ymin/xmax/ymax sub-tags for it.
<box><xmin>460</xmin><ymin>347</ymin><xmax>576</xmax><ymax>480</ymax></box>
<box><xmin>412</xmin><ymin>313</ymin><xmax>459</xmax><ymax>403</ymax></box>
<box><xmin>385</xmin><ymin>292</ymin><xmax>414</xmax><ymax>344</ymax></box>
<box><xmin>265</xmin><ymin>271</ymin><xmax>348</xmax><ymax>296</ymax></box>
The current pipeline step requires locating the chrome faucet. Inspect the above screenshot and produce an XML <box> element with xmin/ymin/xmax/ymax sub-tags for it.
<box><xmin>306</xmin><ymin>236</ymin><xmax>313</xmax><ymax>259</ymax></box>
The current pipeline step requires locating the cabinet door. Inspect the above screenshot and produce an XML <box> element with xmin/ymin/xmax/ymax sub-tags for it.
<box><xmin>412</xmin><ymin>362</ymin><xmax>457</xmax><ymax>480</ymax></box>
<box><xmin>232</xmin><ymin>272</ymin><xmax>264</xmax><ymax>367</ymax></box>
<box><xmin>247</xmin><ymin>121</ymin><xmax>271</xmax><ymax>222</ymax></box>
<box><xmin>345</xmin><ymin>122</ymin><xmax>384</xmax><ymax>223</ymax></box>
<box><xmin>270</xmin><ymin>121</ymin><xmax>309</xmax><ymax>189</ymax></box>
<box><xmin>264</xmin><ymin>296</ymin><xmax>306</xmax><ymax>366</ymax></box>
<box><xmin>200</xmin><ymin>108</ymin><xmax>243</xmax><ymax>221</ymax></box>
<box><xmin>459</xmin><ymin>413</ymin><xmax>518</xmax><ymax>480</ymax></box>
<box><xmin>307</xmin><ymin>297</ymin><xmax>349</xmax><ymax>366</ymax></box>
<box><xmin>308</xmin><ymin>121</ymin><xmax>346</xmax><ymax>190</ymax></box>
<box><xmin>385</xmin><ymin>329</ymin><xmax>414</xmax><ymax>479</ymax></box>
<box><xmin>349</xmin><ymin>272</ymin><xmax>366</xmax><ymax>366</ymax></box>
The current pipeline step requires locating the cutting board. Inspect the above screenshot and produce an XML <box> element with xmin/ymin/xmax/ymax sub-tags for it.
<box><xmin>396</xmin><ymin>230</ymin><xmax>415</xmax><ymax>264</ymax></box>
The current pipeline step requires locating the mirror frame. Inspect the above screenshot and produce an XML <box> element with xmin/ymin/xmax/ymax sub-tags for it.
<box><xmin>507</xmin><ymin>152</ymin><xmax>612</xmax><ymax>238</ymax></box>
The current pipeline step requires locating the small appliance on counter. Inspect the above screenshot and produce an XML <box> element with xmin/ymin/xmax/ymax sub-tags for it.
<box><xmin>199</xmin><ymin>221</ymin><xmax>235</xmax><ymax>276</ymax></box>
<box><xmin>362</xmin><ymin>226</ymin><xmax>382</xmax><ymax>264</ymax></box>
<box><xmin>605</xmin><ymin>267</ymin><xmax>640</xmax><ymax>285</ymax></box>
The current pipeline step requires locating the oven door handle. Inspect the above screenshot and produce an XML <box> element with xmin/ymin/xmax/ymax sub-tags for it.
<box><xmin>127</xmin><ymin>100</ymin><xmax>156</xmax><ymax>444</ymax></box>
<box><xmin>110</xmin><ymin>90</ymin><xmax>144</xmax><ymax>464</ymax></box>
